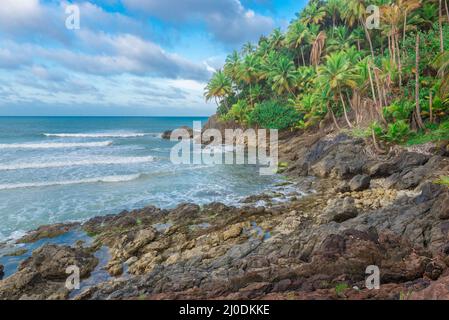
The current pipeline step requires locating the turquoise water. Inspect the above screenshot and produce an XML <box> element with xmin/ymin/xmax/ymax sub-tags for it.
<box><xmin>0</xmin><ymin>117</ymin><xmax>278</xmax><ymax>241</ymax></box>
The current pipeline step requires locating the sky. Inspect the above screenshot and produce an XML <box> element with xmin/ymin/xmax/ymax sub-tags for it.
<box><xmin>0</xmin><ymin>0</ymin><xmax>308</xmax><ymax>116</ymax></box>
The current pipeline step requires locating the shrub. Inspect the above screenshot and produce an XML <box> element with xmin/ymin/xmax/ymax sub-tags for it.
<box><xmin>247</xmin><ymin>100</ymin><xmax>301</xmax><ymax>130</ymax></box>
<box><xmin>384</xmin><ymin>120</ymin><xmax>410</xmax><ymax>143</ymax></box>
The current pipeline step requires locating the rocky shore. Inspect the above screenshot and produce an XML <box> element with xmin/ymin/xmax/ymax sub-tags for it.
<box><xmin>0</xmin><ymin>129</ymin><xmax>448</xmax><ymax>300</ymax></box>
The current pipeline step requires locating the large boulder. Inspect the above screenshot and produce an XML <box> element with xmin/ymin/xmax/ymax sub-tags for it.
<box><xmin>161</xmin><ymin>126</ymin><xmax>194</xmax><ymax>140</ymax></box>
<box><xmin>0</xmin><ymin>244</ymin><xmax>98</xmax><ymax>300</ymax></box>
<box><xmin>349</xmin><ymin>174</ymin><xmax>371</xmax><ymax>192</ymax></box>
<box><xmin>323</xmin><ymin>197</ymin><xmax>358</xmax><ymax>223</ymax></box>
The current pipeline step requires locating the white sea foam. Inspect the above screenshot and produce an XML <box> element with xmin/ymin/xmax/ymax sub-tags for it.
<box><xmin>0</xmin><ymin>156</ymin><xmax>155</xmax><ymax>171</ymax></box>
<box><xmin>0</xmin><ymin>174</ymin><xmax>143</xmax><ymax>190</ymax></box>
<box><xmin>0</xmin><ymin>141</ymin><xmax>113</xmax><ymax>149</ymax></box>
<box><xmin>43</xmin><ymin>132</ymin><xmax>150</xmax><ymax>138</ymax></box>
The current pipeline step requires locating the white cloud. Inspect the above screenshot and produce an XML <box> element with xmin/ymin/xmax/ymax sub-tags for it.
<box><xmin>122</xmin><ymin>0</ymin><xmax>274</xmax><ymax>45</ymax></box>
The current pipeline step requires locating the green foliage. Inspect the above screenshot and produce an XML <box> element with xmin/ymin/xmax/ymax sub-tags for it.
<box><xmin>383</xmin><ymin>100</ymin><xmax>415</xmax><ymax>121</ymax></box>
<box><xmin>435</xmin><ymin>176</ymin><xmax>449</xmax><ymax>187</ymax></box>
<box><xmin>406</xmin><ymin>120</ymin><xmax>449</xmax><ymax>145</ymax></box>
<box><xmin>248</xmin><ymin>100</ymin><xmax>301</xmax><ymax>130</ymax></box>
<box><xmin>385</xmin><ymin>120</ymin><xmax>410</xmax><ymax>143</ymax></box>
<box><xmin>335</xmin><ymin>283</ymin><xmax>349</xmax><ymax>297</ymax></box>
<box><xmin>204</xmin><ymin>0</ymin><xmax>449</xmax><ymax>139</ymax></box>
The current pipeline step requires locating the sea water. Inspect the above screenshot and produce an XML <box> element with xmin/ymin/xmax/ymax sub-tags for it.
<box><xmin>0</xmin><ymin>117</ymin><xmax>279</xmax><ymax>241</ymax></box>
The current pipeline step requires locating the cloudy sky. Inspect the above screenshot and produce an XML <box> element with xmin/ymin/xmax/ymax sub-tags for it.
<box><xmin>0</xmin><ymin>0</ymin><xmax>307</xmax><ymax>116</ymax></box>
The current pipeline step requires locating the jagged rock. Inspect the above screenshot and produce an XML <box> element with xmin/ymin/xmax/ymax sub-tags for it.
<box><xmin>0</xmin><ymin>244</ymin><xmax>98</xmax><ymax>300</ymax></box>
<box><xmin>433</xmin><ymin>193</ymin><xmax>449</xmax><ymax>220</ymax></box>
<box><xmin>410</xmin><ymin>276</ymin><xmax>449</xmax><ymax>300</ymax></box>
<box><xmin>349</xmin><ymin>175</ymin><xmax>371</xmax><ymax>192</ymax></box>
<box><xmin>161</xmin><ymin>126</ymin><xmax>194</xmax><ymax>140</ymax></box>
<box><xmin>0</xmin><ymin>264</ymin><xmax>4</xmax><ymax>280</ymax></box>
<box><xmin>17</xmin><ymin>223</ymin><xmax>79</xmax><ymax>244</ymax></box>
<box><xmin>324</xmin><ymin>197</ymin><xmax>358</xmax><ymax>223</ymax></box>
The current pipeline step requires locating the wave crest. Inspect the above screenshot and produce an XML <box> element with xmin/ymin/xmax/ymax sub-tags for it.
<box><xmin>0</xmin><ymin>141</ymin><xmax>113</xmax><ymax>149</ymax></box>
<box><xmin>0</xmin><ymin>156</ymin><xmax>155</xmax><ymax>171</ymax></box>
<box><xmin>0</xmin><ymin>174</ymin><xmax>143</xmax><ymax>190</ymax></box>
<box><xmin>43</xmin><ymin>132</ymin><xmax>150</xmax><ymax>138</ymax></box>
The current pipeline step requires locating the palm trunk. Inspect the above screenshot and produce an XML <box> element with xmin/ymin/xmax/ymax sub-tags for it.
<box><xmin>403</xmin><ymin>11</ymin><xmax>407</xmax><ymax>45</ymax></box>
<box><xmin>440</xmin><ymin>0</ymin><xmax>445</xmax><ymax>53</ymax></box>
<box><xmin>329</xmin><ymin>106</ymin><xmax>341</xmax><ymax>131</ymax></box>
<box><xmin>414</xmin><ymin>33</ymin><xmax>425</xmax><ymax>130</ymax></box>
<box><xmin>301</xmin><ymin>47</ymin><xmax>306</xmax><ymax>66</ymax></box>
<box><xmin>446</xmin><ymin>0</ymin><xmax>449</xmax><ymax>21</ymax></box>
<box><xmin>340</xmin><ymin>93</ymin><xmax>353</xmax><ymax>128</ymax></box>
<box><xmin>362</xmin><ymin>18</ymin><xmax>375</xmax><ymax>60</ymax></box>
<box><xmin>429</xmin><ymin>91</ymin><xmax>433</xmax><ymax>124</ymax></box>
<box><xmin>395</xmin><ymin>32</ymin><xmax>403</xmax><ymax>88</ymax></box>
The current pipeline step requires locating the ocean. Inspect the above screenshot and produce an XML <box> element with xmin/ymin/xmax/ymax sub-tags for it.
<box><xmin>0</xmin><ymin>117</ymin><xmax>279</xmax><ymax>241</ymax></box>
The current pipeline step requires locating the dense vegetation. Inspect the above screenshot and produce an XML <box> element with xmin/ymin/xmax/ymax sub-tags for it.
<box><xmin>204</xmin><ymin>0</ymin><xmax>449</xmax><ymax>146</ymax></box>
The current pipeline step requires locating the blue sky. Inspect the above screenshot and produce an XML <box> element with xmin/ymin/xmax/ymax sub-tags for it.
<box><xmin>0</xmin><ymin>0</ymin><xmax>307</xmax><ymax>116</ymax></box>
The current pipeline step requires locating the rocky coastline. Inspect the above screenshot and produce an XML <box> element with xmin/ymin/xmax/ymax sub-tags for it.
<box><xmin>0</xmin><ymin>126</ymin><xmax>448</xmax><ymax>300</ymax></box>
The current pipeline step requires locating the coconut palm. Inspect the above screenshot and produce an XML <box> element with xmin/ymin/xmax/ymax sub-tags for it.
<box><xmin>224</xmin><ymin>51</ymin><xmax>241</xmax><ymax>83</ymax></box>
<box><xmin>325</xmin><ymin>0</ymin><xmax>343</xmax><ymax>28</ymax></box>
<box><xmin>300</xmin><ymin>1</ymin><xmax>327</xmax><ymax>25</ymax></box>
<box><xmin>239</xmin><ymin>54</ymin><xmax>261</xmax><ymax>107</ymax></box>
<box><xmin>268</xmin><ymin>57</ymin><xmax>298</xmax><ymax>96</ymax></box>
<box><xmin>433</xmin><ymin>51</ymin><xmax>449</xmax><ymax>96</ymax></box>
<box><xmin>204</xmin><ymin>71</ymin><xmax>232</xmax><ymax>109</ymax></box>
<box><xmin>317</xmin><ymin>51</ymin><xmax>357</xmax><ymax>127</ymax></box>
<box><xmin>284</xmin><ymin>20</ymin><xmax>310</xmax><ymax>65</ymax></box>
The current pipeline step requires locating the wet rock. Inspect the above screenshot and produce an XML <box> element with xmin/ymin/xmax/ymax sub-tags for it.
<box><xmin>223</xmin><ymin>225</ymin><xmax>243</xmax><ymax>241</ymax></box>
<box><xmin>349</xmin><ymin>175</ymin><xmax>371</xmax><ymax>192</ymax></box>
<box><xmin>432</xmin><ymin>193</ymin><xmax>449</xmax><ymax>220</ymax></box>
<box><xmin>410</xmin><ymin>276</ymin><xmax>449</xmax><ymax>300</ymax></box>
<box><xmin>0</xmin><ymin>264</ymin><xmax>4</xmax><ymax>280</ymax></box>
<box><xmin>17</xmin><ymin>223</ymin><xmax>79</xmax><ymax>244</ymax></box>
<box><xmin>324</xmin><ymin>197</ymin><xmax>358</xmax><ymax>223</ymax></box>
<box><xmin>0</xmin><ymin>244</ymin><xmax>98</xmax><ymax>300</ymax></box>
<box><xmin>161</xmin><ymin>126</ymin><xmax>193</xmax><ymax>140</ymax></box>
<box><xmin>169</xmin><ymin>203</ymin><xmax>200</xmax><ymax>220</ymax></box>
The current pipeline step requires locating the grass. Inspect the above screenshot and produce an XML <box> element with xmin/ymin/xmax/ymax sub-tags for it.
<box><xmin>335</xmin><ymin>283</ymin><xmax>349</xmax><ymax>297</ymax></box>
<box><xmin>435</xmin><ymin>176</ymin><xmax>449</xmax><ymax>187</ymax></box>
<box><xmin>405</xmin><ymin>120</ymin><xmax>449</xmax><ymax>146</ymax></box>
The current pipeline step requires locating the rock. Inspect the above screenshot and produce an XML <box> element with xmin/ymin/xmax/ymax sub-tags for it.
<box><xmin>170</xmin><ymin>203</ymin><xmax>200</xmax><ymax>220</ymax></box>
<box><xmin>432</xmin><ymin>192</ymin><xmax>449</xmax><ymax>220</ymax></box>
<box><xmin>410</xmin><ymin>276</ymin><xmax>449</xmax><ymax>300</ymax></box>
<box><xmin>161</xmin><ymin>126</ymin><xmax>193</xmax><ymax>140</ymax></box>
<box><xmin>324</xmin><ymin>197</ymin><xmax>358</xmax><ymax>223</ymax></box>
<box><xmin>0</xmin><ymin>244</ymin><xmax>98</xmax><ymax>299</ymax></box>
<box><xmin>223</xmin><ymin>225</ymin><xmax>243</xmax><ymax>241</ymax></box>
<box><xmin>334</xmin><ymin>181</ymin><xmax>350</xmax><ymax>193</ymax></box>
<box><xmin>17</xmin><ymin>223</ymin><xmax>79</xmax><ymax>244</ymax></box>
<box><xmin>349</xmin><ymin>175</ymin><xmax>371</xmax><ymax>192</ymax></box>
<box><xmin>0</xmin><ymin>264</ymin><xmax>4</xmax><ymax>280</ymax></box>
<box><xmin>19</xmin><ymin>244</ymin><xmax>98</xmax><ymax>280</ymax></box>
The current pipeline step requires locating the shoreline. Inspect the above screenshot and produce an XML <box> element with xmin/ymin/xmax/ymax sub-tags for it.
<box><xmin>0</xmin><ymin>128</ymin><xmax>448</xmax><ymax>300</ymax></box>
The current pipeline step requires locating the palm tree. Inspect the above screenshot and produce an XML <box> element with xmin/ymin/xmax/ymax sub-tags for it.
<box><xmin>317</xmin><ymin>51</ymin><xmax>357</xmax><ymax>128</ymax></box>
<box><xmin>342</xmin><ymin>0</ymin><xmax>375</xmax><ymax>59</ymax></box>
<box><xmin>204</xmin><ymin>71</ymin><xmax>233</xmax><ymax>109</ymax></box>
<box><xmin>239</xmin><ymin>54</ymin><xmax>260</xmax><ymax>107</ymax></box>
<box><xmin>269</xmin><ymin>28</ymin><xmax>285</xmax><ymax>50</ymax></box>
<box><xmin>242</xmin><ymin>42</ymin><xmax>256</xmax><ymax>56</ymax></box>
<box><xmin>224</xmin><ymin>51</ymin><xmax>241</xmax><ymax>83</ymax></box>
<box><xmin>300</xmin><ymin>1</ymin><xmax>327</xmax><ymax>25</ymax></box>
<box><xmin>325</xmin><ymin>0</ymin><xmax>343</xmax><ymax>28</ymax></box>
<box><xmin>268</xmin><ymin>57</ymin><xmax>298</xmax><ymax>96</ymax></box>
<box><xmin>433</xmin><ymin>51</ymin><xmax>449</xmax><ymax>97</ymax></box>
<box><xmin>327</xmin><ymin>26</ymin><xmax>354</xmax><ymax>53</ymax></box>
<box><xmin>284</xmin><ymin>20</ymin><xmax>310</xmax><ymax>65</ymax></box>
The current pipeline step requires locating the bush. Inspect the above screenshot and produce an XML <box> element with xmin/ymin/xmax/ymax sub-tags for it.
<box><xmin>247</xmin><ymin>100</ymin><xmax>301</xmax><ymax>130</ymax></box>
<box><xmin>384</xmin><ymin>120</ymin><xmax>410</xmax><ymax>143</ymax></box>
